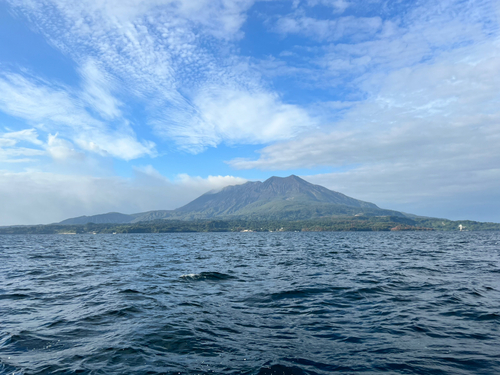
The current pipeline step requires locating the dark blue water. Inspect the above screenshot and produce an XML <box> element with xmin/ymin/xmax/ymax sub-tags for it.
<box><xmin>1</xmin><ymin>232</ymin><xmax>499</xmax><ymax>374</ymax></box>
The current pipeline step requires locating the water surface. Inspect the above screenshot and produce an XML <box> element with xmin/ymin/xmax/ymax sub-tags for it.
<box><xmin>1</xmin><ymin>232</ymin><xmax>499</xmax><ymax>374</ymax></box>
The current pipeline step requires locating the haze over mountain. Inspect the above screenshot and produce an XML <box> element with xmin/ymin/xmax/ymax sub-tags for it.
<box><xmin>59</xmin><ymin>175</ymin><xmax>407</xmax><ymax>224</ymax></box>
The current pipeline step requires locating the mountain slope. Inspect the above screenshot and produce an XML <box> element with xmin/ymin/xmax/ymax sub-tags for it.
<box><xmin>59</xmin><ymin>212</ymin><xmax>135</xmax><ymax>225</ymax></box>
<box><xmin>58</xmin><ymin>175</ymin><xmax>406</xmax><ymax>224</ymax></box>
<box><xmin>178</xmin><ymin>175</ymin><xmax>377</xmax><ymax>213</ymax></box>
<box><xmin>173</xmin><ymin>175</ymin><xmax>400</xmax><ymax>219</ymax></box>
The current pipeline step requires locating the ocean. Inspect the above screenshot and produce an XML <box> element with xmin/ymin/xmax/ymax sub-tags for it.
<box><xmin>1</xmin><ymin>232</ymin><xmax>499</xmax><ymax>374</ymax></box>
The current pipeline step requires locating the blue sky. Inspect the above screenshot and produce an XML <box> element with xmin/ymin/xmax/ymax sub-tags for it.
<box><xmin>1</xmin><ymin>0</ymin><xmax>499</xmax><ymax>225</ymax></box>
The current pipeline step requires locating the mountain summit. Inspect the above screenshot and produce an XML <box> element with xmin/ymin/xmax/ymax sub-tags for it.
<box><xmin>59</xmin><ymin>175</ymin><xmax>404</xmax><ymax>224</ymax></box>
<box><xmin>176</xmin><ymin>175</ymin><xmax>379</xmax><ymax>217</ymax></box>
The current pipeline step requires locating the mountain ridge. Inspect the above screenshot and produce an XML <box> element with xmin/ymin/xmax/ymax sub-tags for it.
<box><xmin>58</xmin><ymin>175</ymin><xmax>406</xmax><ymax>224</ymax></box>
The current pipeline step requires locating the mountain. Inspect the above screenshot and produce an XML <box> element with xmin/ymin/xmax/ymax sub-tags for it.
<box><xmin>172</xmin><ymin>175</ymin><xmax>403</xmax><ymax>219</ymax></box>
<box><xmin>58</xmin><ymin>175</ymin><xmax>406</xmax><ymax>224</ymax></box>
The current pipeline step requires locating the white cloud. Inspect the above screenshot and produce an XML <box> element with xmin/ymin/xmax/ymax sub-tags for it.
<box><xmin>46</xmin><ymin>0</ymin><xmax>255</xmax><ymax>40</ymax></box>
<box><xmin>0</xmin><ymin>129</ymin><xmax>45</xmax><ymax>162</ymax></box>
<box><xmin>46</xmin><ymin>134</ymin><xmax>84</xmax><ymax>161</ymax></box>
<box><xmin>228</xmin><ymin>40</ymin><xmax>500</xmax><ymax>218</ymax></box>
<box><xmin>316</xmin><ymin>17</ymin><xmax>486</xmax><ymax>80</ymax></box>
<box><xmin>6</xmin><ymin>0</ymin><xmax>319</xmax><ymax>153</ymax></box>
<box><xmin>267</xmin><ymin>0</ymin><xmax>497</xmax><ymax>95</ymax></box>
<box><xmin>2</xmin><ymin>129</ymin><xmax>44</xmax><ymax>145</ymax></box>
<box><xmin>0</xmin><ymin>72</ymin><xmax>155</xmax><ymax>160</ymax></box>
<box><xmin>173</xmin><ymin>172</ymin><xmax>247</xmax><ymax>191</ymax></box>
<box><xmin>0</xmin><ymin>73</ymin><xmax>86</xmax><ymax>127</ymax></box>
<box><xmin>7</xmin><ymin>0</ymin><xmax>255</xmax><ymax>95</ymax></box>
<box><xmin>75</xmin><ymin>129</ymin><xmax>156</xmax><ymax>160</ymax></box>
<box><xmin>79</xmin><ymin>60</ymin><xmax>122</xmax><ymax>120</ymax></box>
<box><xmin>172</xmin><ymin>0</ymin><xmax>255</xmax><ymax>39</ymax></box>
<box><xmin>155</xmin><ymin>87</ymin><xmax>316</xmax><ymax>152</ymax></box>
<box><xmin>0</xmin><ymin>169</ymin><xmax>247</xmax><ymax>225</ymax></box>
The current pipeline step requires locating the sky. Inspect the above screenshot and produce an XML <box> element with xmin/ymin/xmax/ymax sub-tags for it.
<box><xmin>0</xmin><ymin>0</ymin><xmax>499</xmax><ymax>225</ymax></box>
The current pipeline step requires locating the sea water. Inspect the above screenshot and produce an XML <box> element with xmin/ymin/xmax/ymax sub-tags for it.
<box><xmin>1</xmin><ymin>232</ymin><xmax>499</xmax><ymax>374</ymax></box>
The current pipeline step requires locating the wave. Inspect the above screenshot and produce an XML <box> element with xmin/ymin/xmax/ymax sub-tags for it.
<box><xmin>180</xmin><ymin>272</ymin><xmax>237</xmax><ymax>281</ymax></box>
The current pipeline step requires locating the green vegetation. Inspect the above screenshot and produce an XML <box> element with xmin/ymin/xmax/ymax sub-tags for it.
<box><xmin>1</xmin><ymin>216</ymin><xmax>499</xmax><ymax>234</ymax></box>
<box><xmin>414</xmin><ymin>218</ymin><xmax>500</xmax><ymax>231</ymax></box>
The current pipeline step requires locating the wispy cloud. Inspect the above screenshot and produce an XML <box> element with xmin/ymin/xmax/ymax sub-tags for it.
<box><xmin>0</xmin><ymin>129</ymin><xmax>45</xmax><ymax>163</ymax></box>
<box><xmin>6</xmin><ymin>0</ymin><xmax>318</xmax><ymax>153</ymax></box>
<box><xmin>2</xmin><ymin>129</ymin><xmax>43</xmax><ymax>145</ymax></box>
<box><xmin>79</xmin><ymin>59</ymin><xmax>122</xmax><ymax>120</ymax></box>
<box><xmin>275</xmin><ymin>15</ymin><xmax>382</xmax><ymax>42</ymax></box>
<box><xmin>306</xmin><ymin>0</ymin><xmax>350</xmax><ymax>13</ymax></box>
<box><xmin>0</xmin><ymin>72</ymin><xmax>155</xmax><ymax>160</ymax></box>
<box><xmin>267</xmin><ymin>0</ymin><xmax>499</xmax><ymax>92</ymax></box>
<box><xmin>153</xmin><ymin>86</ymin><xmax>316</xmax><ymax>153</ymax></box>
